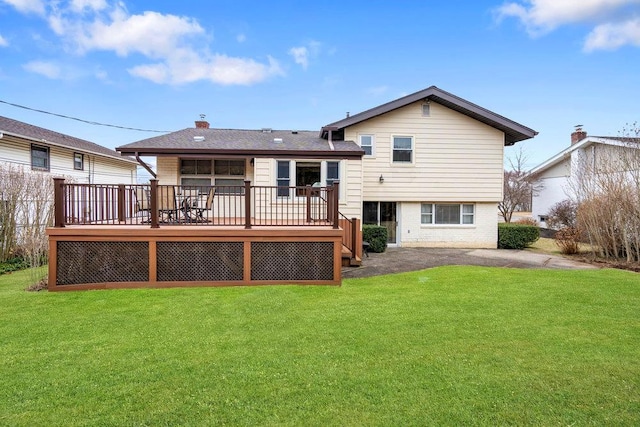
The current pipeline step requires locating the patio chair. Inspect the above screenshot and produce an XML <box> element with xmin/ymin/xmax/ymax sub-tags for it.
<box><xmin>192</xmin><ymin>187</ymin><xmax>215</xmax><ymax>221</ymax></box>
<box><xmin>135</xmin><ymin>187</ymin><xmax>150</xmax><ymax>212</ymax></box>
<box><xmin>158</xmin><ymin>185</ymin><xmax>178</xmax><ymax>222</ymax></box>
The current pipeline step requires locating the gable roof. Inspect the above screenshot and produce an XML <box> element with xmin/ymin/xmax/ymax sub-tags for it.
<box><xmin>0</xmin><ymin>115</ymin><xmax>136</xmax><ymax>164</ymax></box>
<box><xmin>117</xmin><ymin>128</ymin><xmax>364</xmax><ymax>159</ymax></box>
<box><xmin>529</xmin><ymin>135</ymin><xmax>640</xmax><ymax>176</ymax></box>
<box><xmin>321</xmin><ymin>86</ymin><xmax>538</xmax><ymax>145</ymax></box>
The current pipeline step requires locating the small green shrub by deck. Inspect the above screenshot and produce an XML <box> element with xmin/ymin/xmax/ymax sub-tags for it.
<box><xmin>498</xmin><ymin>223</ymin><xmax>539</xmax><ymax>249</ymax></box>
<box><xmin>363</xmin><ymin>225</ymin><xmax>388</xmax><ymax>253</ymax></box>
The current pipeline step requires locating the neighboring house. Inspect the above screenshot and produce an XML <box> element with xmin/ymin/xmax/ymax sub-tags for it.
<box><xmin>530</xmin><ymin>127</ymin><xmax>640</xmax><ymax>226</ymax></box>
<box><xmin>117</xmin><ymin>86</ymin><xmax>537</xmax><ymax>249</ymax></box>
<box><xmin>0</xmin><ymin>115</ymin><xmax>138</xmax><ymax>184</ymax></box>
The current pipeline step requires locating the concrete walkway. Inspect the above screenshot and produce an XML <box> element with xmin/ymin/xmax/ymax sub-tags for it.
<box><xmin>342</xmin><ymin>247</ymin><xmax>597</xmax><ymax>279</ymax></box>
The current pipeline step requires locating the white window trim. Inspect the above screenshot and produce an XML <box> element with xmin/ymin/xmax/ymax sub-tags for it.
<box><xmin>420</xmin><ymin>203</ymin><xmax>475</xmax><ymax>226</ymax></box>
<box><xmin>275</xmin><ymin>159</ymin><xmax>343</xmax><ymax>200</ymax></box>
<box><xmin>391</xmin><ymin>135</ymin><xmax>414</xmax><ymax>165</ymax></box>
<box><xmin>359</xmin><ymin>134</ymin><xmax>375</xmax><ymax>157</ymax></box>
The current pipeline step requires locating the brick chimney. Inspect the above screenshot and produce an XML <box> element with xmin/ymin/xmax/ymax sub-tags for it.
<box><xmin>571</xmin><ymin>125</ymin><xmax>586</xmax><ymax>145</ymax></box>
<box><xmin>195</xmin><ymin>114</ymin><xmax>209</xmax><ymax>129</ymax></box>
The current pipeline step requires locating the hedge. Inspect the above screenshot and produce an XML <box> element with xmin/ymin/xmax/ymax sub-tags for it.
<box><xmin>362</xmin><ymin>225</ymin><xmax>388</xmax><ymax>253</ymax></box>
<box><xmin>498</xmin><ymin>223</ymin><xmax>539</xmax><ymax>249</ymax></box>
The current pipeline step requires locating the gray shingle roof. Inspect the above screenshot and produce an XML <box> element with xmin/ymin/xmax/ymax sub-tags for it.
<box><xmin>322</xmin><ymin>86</ymin><xmax>538</xmax><ymax>146</ymax></box>
<box><xmin>117</xmin><ymin>128</ymin><xmax>364</xmax><ymax>158</ymax></box>
<box><xmin>0</xmin><ymin>115</ymin><xmax>136</xmax><ymax>163</ymax></box>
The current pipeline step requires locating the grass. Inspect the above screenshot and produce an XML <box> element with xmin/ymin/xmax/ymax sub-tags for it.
<box><xmin>1</xmin><ymin>267</ymin><xmax>639</xmax><ymax>426</ymax></box>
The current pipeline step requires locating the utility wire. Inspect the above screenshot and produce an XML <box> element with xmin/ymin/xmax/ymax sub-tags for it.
<box><xmin>0</xmin><ymin>99</ymin><xmax>172</xmax><ymax>133</ymax></box>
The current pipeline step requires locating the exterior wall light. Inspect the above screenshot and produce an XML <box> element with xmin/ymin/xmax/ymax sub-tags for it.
<box><xmin>379</xmin><ymin>174</ymin><xmax>384</xmax><ymax>183</ymax></box>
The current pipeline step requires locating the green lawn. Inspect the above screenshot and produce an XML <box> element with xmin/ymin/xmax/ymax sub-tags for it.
<box><xmin>1</xmin><ymin>267</ymin><xmax>639</xmax><ymax>426</ymax></box>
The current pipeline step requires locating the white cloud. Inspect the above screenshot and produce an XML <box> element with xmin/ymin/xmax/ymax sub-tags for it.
<box><xmin>584</xmin><ymin>17</ymin><xmax>640</xmax><ymax>50</ymax></box>
<box><xmin>288</xmin><ymin>46</ymin><xmax>309</xmax><ymax>69</ymax></box>
<box><xmin>289</xmin><ymin>40</ymin><xmax>322</xmax><ymax>69</ymax></box>
<box><xmin>23</xmin><ymin>60</ymin><xmax>61</xmax><ymax>78</ymax></box>
<box><xmin>7</xmin><ymin>0</ymin><xmax>283</xmax><ymax>86</ymax></box>
<box><xmin>495</xmin><ymin>0</ymin><xmax>640</xmax><ymax>50</ymax></box>
<box><xmin>0</xmin><ymin>34</ymin><xmax>8</xmax><ymax>47</ymax></box>
<box><xmin>0</xmin><ymin>0</ymin><xmax>45</xmax><ymax>15</ymax></box>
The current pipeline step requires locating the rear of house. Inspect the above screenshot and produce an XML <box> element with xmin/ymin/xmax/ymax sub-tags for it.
<box><xmin>324</xmin><ymin>86</ymin><xmax>537</xmax><ymax>248</ymax></box>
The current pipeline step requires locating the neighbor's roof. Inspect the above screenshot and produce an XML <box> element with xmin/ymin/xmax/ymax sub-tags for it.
<box><xmin>0</xmin><ymin>115</ymin><xmax>137</xmax><ymax>164</ymax></box>
<box><xmin>321</xmin><ymin>86</ymin><xmax>538</xmax><ymax>145</ymax></box>
<box><xmin>529</xmin><ymin>135</ymin><xmax>640</xmax><ymax>175</ymax></box>
<box><xmin>117</xmin><ymin>128</ymin><xmax>365</xmax><ymax>159</ymax></box>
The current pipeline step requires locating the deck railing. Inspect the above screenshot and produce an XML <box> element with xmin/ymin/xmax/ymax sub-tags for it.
<box><xmin>53</xmin><ymin>178</ymin><xmax>340</xmax><ymax>229</ymax></box>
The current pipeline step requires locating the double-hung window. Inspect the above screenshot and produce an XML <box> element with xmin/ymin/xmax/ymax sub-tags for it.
<box><xmin>214</xmin><ymin>159</ymin><xmax>245</xmax><ymax>194</ymax></box>
<box><xmin>73</xmin><ymin>153</ymin><xmax>84</xmax><ymax>171</ymax></box>
<box><xmin>421</xmin><ymin>203</ymin><xmax>475</xmax><ymax>225</ymax></box>
<box><xmin>276</xmin><ymin>160</ymin><xmax>291</xmax><ymax>197</ymax></box>
<box><xmin>392</xmin><ymin>136</ymin><xmax>413</xmax><ymax>163</ymax></box>
<box><xmin>326</xmin><ymin>161</ymin><xmax>339</xmax><ymax>187</ymax></box>
<box><xmin>31</xmin><ymin>144</ymin><xmax>49</xmax><ymax>171</ymax></box>
<box><xmin>359</xmin><ymin>135</ymin><xmax>374</xmax><ymax>156</ymax></box>
<box><xmin>180</xmin><ymin>159</ymin><xmax>212</xmax><ymax>194</ymax></box>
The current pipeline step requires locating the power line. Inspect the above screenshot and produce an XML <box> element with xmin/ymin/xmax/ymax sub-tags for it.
<box><xmin>0</xmin><ymin>99</ymin><xmax>172</xmax><ymax>133</ymax></box>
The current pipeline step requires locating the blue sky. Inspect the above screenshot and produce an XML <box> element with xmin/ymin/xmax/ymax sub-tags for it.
<box><xmin>1</xmin><ymin>0</ymin><xmax>639</xmax><ymax>168</ymax></box>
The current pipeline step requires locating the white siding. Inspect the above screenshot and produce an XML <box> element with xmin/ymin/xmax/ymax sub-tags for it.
<box><xmin>156</xmin><ymin>156</ymin><xmax>179</xmax><ymax>185</ymax></box>
<box><xmin>400</xmin><ymin>202</ymin><xmax>498</xmax><ymax>248</ymax></box>
<box><xmin>0</xmin><ymin>135</ymin><xmax>137</xmax><ymax>184</ymax></box>
<box><xmin>345</xmin><ymin>101</ymin><xmax>505</xmax><ymax>202</ymax></box>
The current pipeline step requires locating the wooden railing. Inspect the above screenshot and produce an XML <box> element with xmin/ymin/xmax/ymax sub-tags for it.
<box><xmin>53</xmin><ymin>178</ymin><xmax>340</xmax><ymax>229</ymax></box>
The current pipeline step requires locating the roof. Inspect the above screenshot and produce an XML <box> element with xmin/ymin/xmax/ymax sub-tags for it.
<box><xmin>0</xmin><ymin>115</ymin><xmax>137</xmax><ymax>164</ymax></box>
<box><xmin>117</xmin><ymin>128</ymin><xmax>365</xmax><ymax>159</ymax></box>
<box><xmin>321</xmin><ymin>86</ymin><xmax>538</xmax><ymax>145</ymax></box>
<box><xmin>529</xmin><ymin>135</ymin><xmax>640</xmax><ymax>175</ymax></box>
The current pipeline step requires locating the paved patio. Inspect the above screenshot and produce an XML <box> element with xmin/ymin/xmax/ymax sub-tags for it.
<box><xmin>342</xmin><ymin>247</ymin><xmax>597</xmax><ymax>278</ymax></box>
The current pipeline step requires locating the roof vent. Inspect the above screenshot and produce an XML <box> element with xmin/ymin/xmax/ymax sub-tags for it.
<box><xmin>193</xmin><ymin>136</ymin><xmax>205</xmax><ymax>142</ymax></box>
<box><xmin>273</xmin><ymin>138</ymin><xmax>283</xmax><ymax>144</ymax></box>
<box><xmin>292</xmin><ymin>130</ymin><xmax>298</xmax><ymax>134</ymax></box>
<box><xmin>261</xmin><ymin>128</ymin><xmax>272</xmax><ymax>133</ymax></box>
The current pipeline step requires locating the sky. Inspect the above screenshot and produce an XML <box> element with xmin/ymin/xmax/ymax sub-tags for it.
<box><xmin>0</xmin><ymin>0</ymin><xmax>639</xmax><ymax>170</ymax></box>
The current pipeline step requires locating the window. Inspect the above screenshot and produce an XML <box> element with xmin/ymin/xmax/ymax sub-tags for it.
<box><xmin>296</xmin><ymin>162</ymin><xmax>321</xmax><ymax>196</ymax></box>
<box><xmin>181</xmin><ymin>177</ymin><xmax>211</xmax><ymax>194</ymax></box>
<box><xmin>213</xmin><ymin>159</ymin><xmax>245</xmax><ymax>194</ymax></box>
<box><xmin>326</xmin><ymin>161</ymin><xmax>339</xmax><ymax>187</ymax></box>
<box><xmin>276</xmin><ymin>160</ymin><xmax>290</xmax><ymax>197</ymax></box>
<box><xmin>31</xmin><ymin>144</ymin><xmax>49</xmax><ymax>170</ymax></box>
<box><xmin>180</xmin><ymin>159</ymin><xmax>211</xmax><ymax>175</ymax></box>
<box><xmin>393</xmin><ymin>136</ymin><xmax>413</xmax><ymax>163</ymax></box>
<box><xmin>359</xmin><ymin>134</ymin><xmax>374</xmax><ymax>156</ymax></box>
<box><xmin>73</xmin><ymin>153</ymin><xmax>84</xmax><ymax>170</ymax></box>
<box><xmin>421</xmin><ymin>203</ymin><xmax>475</xmax><ymax>225</ymax></box>
<box><xmin>214</xmin><ymin>159</ymin><xmax>245</xmax><ymax>176</ymax></box>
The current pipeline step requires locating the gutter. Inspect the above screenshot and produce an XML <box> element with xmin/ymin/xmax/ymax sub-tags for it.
<box><xmin>135</xmin><ymin>153</ymin><xmax>157</xmax><ymax>178</ymax></box>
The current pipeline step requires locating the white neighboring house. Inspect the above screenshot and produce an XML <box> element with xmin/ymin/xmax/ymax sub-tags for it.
<box><xmin>530</xmin><ymin>127</ymin><xmax>640</xmax><ymax>227</ymax></box>
<box><xmin>0</xmin><ymin>115</ymin><xmax>138</xmax><ymax>184</ymax></box>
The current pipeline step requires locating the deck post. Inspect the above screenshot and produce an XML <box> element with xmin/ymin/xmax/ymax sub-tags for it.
<box><xmin>149</xmin><ymin>179</ymin><xmax>159</xmax><ymax>228</ymax></box>
<box><xmin>306</xmin><ymin>185</ymin><xmax>312</xmax><ymax>223</ymax></box>
<box><xmin>117</xmin><ymin>184</ymin><xmax>126</xmax><ymax>223</ymax></box>
<box><xmin>244</xmin><ymin>180</ymin><xmax>252</xmax><ymax>229</ymax></box>
<box><xmin>332</xmin><ymin>181</ymin><xmax>340</xmax><ymax>229</ymax></box>
<box><xmin>53</xmin><ymin>177</ymin><xmax>65</xmax><ymax>228</ymax></box>
<box><xmin>351</xmin><ymin>217</ymin><xmax>358</xmax><ymax>254</ymax></box>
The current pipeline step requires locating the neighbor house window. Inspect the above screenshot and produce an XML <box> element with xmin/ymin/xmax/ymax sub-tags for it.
<box><xmin>214</xmin><ymin>159</ymin><xmax>245</xmax><ymax>194</ymax></box>
<box><xmin>359</xmin><ymin>134</ymin><xmax>374</xmax><ymax>156</ymax></box>
<box><xmin>31</xmin><ymin>144</ymin><xmax>49</xmax><ymax>171</ymax></box>
<box><xmin>180</xmin><ymin>159</ymin><xmax>211</xmax><ymax>175</ymax></box>
<box><xmin>73</xmin><ymin>153</ymin><xmax>84</xmax><ymax>170</ymax></box>
<box><xmin>421</xmin><ymin>203</ymin><xmax>475</xmax><ymax>225</ymax></box>
<box><xmin>392</xmin><ymin>136</ymin><xmax>413</xmax><ymax>163</ymax></box>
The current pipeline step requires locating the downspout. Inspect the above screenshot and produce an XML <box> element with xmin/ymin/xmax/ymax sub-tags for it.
<box><xmin>135</xmin><ymin>153</ymin><xmax>157</xmax><ymax>179</ymax></box>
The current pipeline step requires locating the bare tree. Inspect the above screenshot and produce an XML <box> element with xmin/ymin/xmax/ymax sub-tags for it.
<box><xmin>499</xmin><ymin>147</ymin><xmax>542</xmax><ymax>222</ymax></box>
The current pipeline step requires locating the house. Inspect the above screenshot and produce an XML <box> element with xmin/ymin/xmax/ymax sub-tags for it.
<box><xmin>117</xmin><ymin>86</ymin><xmax>537</xmax><ymax>249</ymax></box>
<box><xmin>46</xmin><ymin>86</ymin><xmax>536</xmax><ymax>290</ymax></box>
<box><xmin>530</xmin><ymin>126</ymin><xmax>640</xmax><ymax>226</ymax></box>
<box><xmin>0</xmin><ymin>115</ymin><xmax>138</xmax><ymax>184</ymax></box>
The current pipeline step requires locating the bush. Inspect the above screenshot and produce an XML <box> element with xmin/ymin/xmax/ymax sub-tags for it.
<box><xmin>515</xmin><ymin>217</ymin><xmax>539</xmax><ymax>227</ymax></box>
<box><xmin>555</xmin><ymin>226</ymin><xmax>581</xmax><ymax>255</ymax></box>
<box><xmin>362</xmin><ymin>225</ymin><xmax>388</xmax><ymax>253</ymax></box>
<box><xmin>546</xmin><ymin>199</ymin><xmax>577</xmax><ymax>230</ymax></box>
<box><xmin>0</xmin><ymin>256</ymin><xmax>30</xmax><ymax>275</ymax></box>
<box><xmin>498</xmin><ymin>223</ymin><xmax>539</xmax><ymax>249</ymax></box>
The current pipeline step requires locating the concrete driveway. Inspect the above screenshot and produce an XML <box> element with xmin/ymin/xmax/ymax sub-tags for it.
<box><xmin>342</xmin><ymin>247</ymin><xmax>597</xmax><ymax>279</ymax></box>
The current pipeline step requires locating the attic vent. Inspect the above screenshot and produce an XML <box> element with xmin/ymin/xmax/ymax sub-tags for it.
<box><xmin>273</xmin><ymin>138</ymin><xmax>283</xmax><ymax>144</ymax></box>
<box><xmin>261</xmin><ymin>128</ymin><xmax>272</xmax><ymax>133</ymax></box>
<box><xmin>193</xmin><ymin>136</ymin><xmax>205</xmax><ymax>142</ymax></box>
